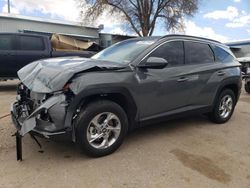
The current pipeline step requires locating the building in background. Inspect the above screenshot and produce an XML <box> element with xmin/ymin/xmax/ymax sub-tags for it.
<box><xmin>0</xmin><ymin>13</ymin><xmax>99</xmax><ymax>42</ymax></box>
<box><xmin>0</xmin><ymin>13</ymin><xmax>137</xmax><ymax>48</ymax></box>
<box><xmin>226</xmin><ymin>40</ymin><xmax>250</xmax><ymax>58</ymax></box>
<box><xmin>99</xmin><ymin>33</ymin><xmax>136</xmax><ymax>48</ymax></box>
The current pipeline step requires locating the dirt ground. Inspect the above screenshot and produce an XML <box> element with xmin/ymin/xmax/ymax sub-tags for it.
<box><xmin>0</xmin><ymin>80</ymin><xmax>249</xmax><ymax>188</ymax></box>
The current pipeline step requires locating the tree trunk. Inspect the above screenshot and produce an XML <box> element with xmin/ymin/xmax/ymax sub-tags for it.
<box><xmin>142</xmin><ymin>27</ymin><xmax>149</xmax><ymax>36</ymax></box>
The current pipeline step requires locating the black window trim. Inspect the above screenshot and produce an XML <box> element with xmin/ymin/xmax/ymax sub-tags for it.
<box><xmin>209</xmin><ymin>44</ymin><xmax>216</xmax><ymax>62</ymax></box>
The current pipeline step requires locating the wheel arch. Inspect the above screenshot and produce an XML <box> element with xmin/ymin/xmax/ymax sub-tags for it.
<box><xmin>213</xmin><ymin>77</ymin><xmax>241</xmax><ymax>107</ymax></box>
<box><xmin>65</xmin><ymin>86</ymin><xmax>138</xmax><ymax>139</ymax></box>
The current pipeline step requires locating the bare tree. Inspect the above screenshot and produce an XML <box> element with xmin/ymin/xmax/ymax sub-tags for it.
<box><xmin>79</xmin><ymin>0</ymin><xmax>199</xmax><ymax>36</ymax></box>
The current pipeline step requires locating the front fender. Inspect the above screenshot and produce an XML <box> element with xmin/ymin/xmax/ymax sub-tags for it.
<box><xmin>64</xmin><ymin>86</ymin><xmax>138</xmax><ymax>141</ymax></box>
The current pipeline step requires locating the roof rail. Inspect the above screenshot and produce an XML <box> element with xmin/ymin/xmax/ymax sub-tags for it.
<box><xmin>160</xmin><ymin>34</ymin><xmax>221</xmax><ymax>44</ymax></box>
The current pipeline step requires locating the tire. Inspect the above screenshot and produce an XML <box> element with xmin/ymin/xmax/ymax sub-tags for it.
<box><xmin>76</xmin><ymin>100</ymin><xmax>128</xmax><ymax>157</ymax></box>
<box><xmin>209</xmin><ymin>89</ymin><xmax>236</xmax><ymax>124</ymax></box>
<box><xmin>245</xmin><ymin>82</ymin><xmax>250</xmax><ymax>94</ymax></box>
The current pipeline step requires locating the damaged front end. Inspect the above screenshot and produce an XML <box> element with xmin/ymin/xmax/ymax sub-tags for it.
<box><xmin>10</xmin><ymin>57</ymin><xmax>127</xmax><ymax>160</ymax></box>
<box><xmin>11</xmin><ymin>83</ymin><xmax>74</xmax><ymax>160</ymax></box>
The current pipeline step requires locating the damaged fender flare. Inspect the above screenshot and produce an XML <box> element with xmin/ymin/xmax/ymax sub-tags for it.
<box><xmin>64</xmin><ymin>86</ymin><xmax>138</xmax><ymax>141</ymax></box>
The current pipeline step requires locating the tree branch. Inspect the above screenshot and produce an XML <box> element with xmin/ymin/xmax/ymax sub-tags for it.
<box><xmin>81</xmin><ymin>0</ymin><xmax>199</xmax><ymax>37</ymax></box>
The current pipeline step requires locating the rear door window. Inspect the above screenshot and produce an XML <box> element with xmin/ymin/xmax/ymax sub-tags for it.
<box><xmin>147</xmin><ymin>41</ymin><xmax>184</xmax><ymax>67</ymax></box>
<box><xmin>184</xmin><ymin>41</ymin><xmax>214</xmax><ymax>64</ymax></box>
<box><xmin>0</xmin><ymin>35</ymin><xmax>15</xmax><ymax>50</ymax></box>
<box><xmin>19</xmin><ymin>36</ymin><xmax>45</xmax><ymax>51</ymax></box>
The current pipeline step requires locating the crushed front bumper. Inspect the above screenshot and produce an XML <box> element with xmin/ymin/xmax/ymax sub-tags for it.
<box><xmin>11</xmin><ymin>91</ymin><xmax>72</xmax><ymax>160</ymax></box>
<box><xmin>11</xmin><ymin>93</ymin><xmax>69</xmax><ymax>137</ymax></box>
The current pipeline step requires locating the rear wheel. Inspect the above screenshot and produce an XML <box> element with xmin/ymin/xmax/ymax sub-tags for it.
<box><xmin>76</xmin><ymin>100</ymin><xmax>128</xmax><ymax>157</ymax></box>
<box><xmin>209</xmin><ymin>89</ymin><xmax>236</xmax><ymax>124</ymax></box>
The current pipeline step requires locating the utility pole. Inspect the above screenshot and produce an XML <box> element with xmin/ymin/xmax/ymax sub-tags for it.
<box><xmin>8</xmin><ymin>0</ymin><xmax>10</xmax><ymax>13</ymax></box>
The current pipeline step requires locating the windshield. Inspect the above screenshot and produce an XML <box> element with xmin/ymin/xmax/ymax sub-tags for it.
<box><xmin>92</xmin><ymin>39</ymin><xmax>157</xmax><ymax>64</ymax></box>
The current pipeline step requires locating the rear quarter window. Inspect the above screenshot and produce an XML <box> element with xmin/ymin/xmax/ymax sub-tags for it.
<box><xmin>19</xmin><ymin>36</ymin><xmax>45</xmax><ymax>51</ymax></box>
<box><xmin>213</xmin><ymin>46</ymin><xmax>234</xmax><ymax>63</ymax></box>
<box><xmin>184</xmin><ymin>41</ymin><xmax>214</xmax><ymax>64</ymax></box>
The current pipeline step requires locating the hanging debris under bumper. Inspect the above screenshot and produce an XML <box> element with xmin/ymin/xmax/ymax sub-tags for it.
<box><xmin>10</xmin><ymin>84</ymin><xmax>73</xmax><ymax>160</ymax></box>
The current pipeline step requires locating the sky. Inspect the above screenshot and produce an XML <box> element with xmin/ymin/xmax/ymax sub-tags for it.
<box><xmin>0</xmin><ymin>0</ymin><xmax>249</xmax><ymax>42</ymax></box>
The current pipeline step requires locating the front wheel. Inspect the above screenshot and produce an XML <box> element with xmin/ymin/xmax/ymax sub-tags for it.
<box><xmin>209</xmin><ymin>89</ymin><xmax>236</xmax><ymax>124</ymax></box>
<box><xmin>76</xmin><ymin>100</ymin><xmax>128</xmax><ymax>157</ymax></box>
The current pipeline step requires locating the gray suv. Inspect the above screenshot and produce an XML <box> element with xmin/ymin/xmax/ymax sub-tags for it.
<box><xmin>11</xmin><ymin>35</ymin><xmax>242</xmax><ymax>158</ymax></box>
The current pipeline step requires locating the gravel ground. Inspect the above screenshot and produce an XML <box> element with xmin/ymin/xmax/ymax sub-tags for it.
<box><xmin>0</xmin><ymin>80</ymin><xmax>249</xmax><ymax>188</ymax></box>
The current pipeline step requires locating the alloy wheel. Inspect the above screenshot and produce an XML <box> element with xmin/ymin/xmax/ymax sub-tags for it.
<box><xmin>219</xmin><ymin>95</ymin><xmax>233</xmax><ymax>119</ymax></box>
<box><xmin>86</xmin><ymin>112</ymin><xmax>121</xmax><ymax>149</ymax></box>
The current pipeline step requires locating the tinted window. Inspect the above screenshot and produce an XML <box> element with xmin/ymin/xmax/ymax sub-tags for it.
<box><xmin>213</xmin><ymin>46</ymin><xmax>235</xmax><ymax>63</ymax></box>
<box><xmin>0</xmin><ymin>35</ymin><xmax>15</xmax><ymax>50</ymax></box>
<box><xmin>147</xmin><ymin>41</ymin><xmax>184</xmax><ymax>66</ymax></box>
<box><xmin>185</xmin><ymin>41</ymin><xmax>214</xmax><ymax>64</ymax></box>
<box><xmin>19</xmin><ymin>36</ymin><xmax>45</xmax><ymax>51</ymax></box>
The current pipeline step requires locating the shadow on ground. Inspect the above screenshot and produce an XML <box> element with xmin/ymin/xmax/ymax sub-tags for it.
<box><xmin>27</xmin><ymin>115</ymin><xmax>209</xmax><ymax>161</ymax></box>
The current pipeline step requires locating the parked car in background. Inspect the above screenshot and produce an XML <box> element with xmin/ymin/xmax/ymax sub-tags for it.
<box><xmin>226</xmin><ymin>40</ymin><xmax>250</xmax><ymax>93</ymax></box>
<box><xmin>0</xmin><ymin>33</ymin><xmax>97</xmax><ymax>80</ymax></box>
<box><xmin>11</xmin><ymin>35</ymin><xmax>242</xmax><ymax>159</ymax></box>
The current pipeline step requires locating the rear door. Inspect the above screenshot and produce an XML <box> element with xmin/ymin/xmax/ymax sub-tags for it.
<box><xmin>15</xmin><ymin>35</ymin><xmax>50</xmax><ymax>73</ymax></box>
<box><xmin>183</xmin><ymin>40</ymin><xmax>217</xmax><ymax>106</ymax></box>
<box><xmin>0</xmin><ymin>34</ymin><xmax>17</xmax><ymax>77</ymax></box>
<box><xmin>136</xmin><ymin>40</ymin><xmax>197</xmax><ymax>118</ymax></box>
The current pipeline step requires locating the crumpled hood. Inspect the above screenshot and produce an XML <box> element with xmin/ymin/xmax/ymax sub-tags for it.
<box><xmin>18</xmin><ymin>56</ymin><xmax>126</xmax><ymax>93</ymax></box>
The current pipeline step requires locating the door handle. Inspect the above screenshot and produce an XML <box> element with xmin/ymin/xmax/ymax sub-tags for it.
<box><xmin>217</xmin><ymin>71</ymin><xmax>225</xmax><ymax>76</ymax></box>
<box><xmin>177</xmin><ymin>77</ymin><xmax>189</xmax><ymax>82</ymax></box>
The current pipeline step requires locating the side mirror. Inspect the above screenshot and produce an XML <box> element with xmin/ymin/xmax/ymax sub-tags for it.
<box><xmin>137</xmin><ymin>57</ymin><xmax>168</xmax><ymax>69</ymax></box>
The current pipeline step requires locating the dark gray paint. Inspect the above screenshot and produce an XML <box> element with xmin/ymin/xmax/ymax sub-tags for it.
<box><xmin>18</xmin><ymin>56</ymin><xmax>126</xmax><ymax>93</ymax></box>
<box><xmin>11</xmin><ymin>35</ymin><xmax>242</xmax><ymax>139</ymax></box>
